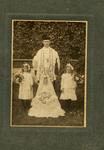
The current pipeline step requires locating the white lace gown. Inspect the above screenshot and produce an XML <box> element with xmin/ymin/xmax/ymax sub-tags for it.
<box><xmin>28</xmin><ymin>76</ymin><xmax>65</xmax><ymax>118</ymax></box>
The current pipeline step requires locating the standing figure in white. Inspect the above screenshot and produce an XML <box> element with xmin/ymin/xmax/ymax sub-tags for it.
<box><xmin>32</xmin><ymin>36</ymin><xmax>60</xmax><ymax>83</ymax></box>
<box><xmin>28</xmin><ymin>36</ymin><xmax>65</xmax><ymax>117</ymax></box>
<box><xmin>15</xmin><ymin>63</ymin><xmax>34</xmax><ymax>110</ymax></box>
<box><xmin>60</xmin><ymin>63</ymin><xmax>77</xmax><ymax>112</ymax></box>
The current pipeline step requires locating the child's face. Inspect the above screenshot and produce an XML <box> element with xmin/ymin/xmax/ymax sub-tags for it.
<box><xmin>66</xmin><ymin>66</ymin><xmax>72</xmax><ymax>73</ymax></box>
<box><xmin>23</xmin><ymin>66</ymin><xmax>28</xmax><ymax>72</ymax></box>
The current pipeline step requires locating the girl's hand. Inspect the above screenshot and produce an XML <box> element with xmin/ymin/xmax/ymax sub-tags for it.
<box><xmin>15</xmin><ymin>78</ymin><xmax>20</xmax><ymax>84</ymax></box>
<box><xmin>61</xmin><ymin>88</ymin><xmax>64</xmax><ymax>92</ymax></box>
<box><xmin>37</xmin><ymin>80</ymin><xmax>39</xmax><ymax>85</ymax></box>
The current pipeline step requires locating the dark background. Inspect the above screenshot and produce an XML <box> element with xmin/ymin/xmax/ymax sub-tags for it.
<box><xmin>0</xmin><ymin>0</ymin><xmax>104</xmax><ymax>150</ymax></box>
<box><xmin>13</xmin><ymin>21</ymin><xmax>86</xmax><ymax>74</ymax></box>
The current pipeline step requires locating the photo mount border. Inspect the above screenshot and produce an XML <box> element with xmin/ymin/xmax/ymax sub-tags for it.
<box><xmin>10</xmin><ymin>19</ymin><xmax>88</xmax><ymax>128</ymax></box>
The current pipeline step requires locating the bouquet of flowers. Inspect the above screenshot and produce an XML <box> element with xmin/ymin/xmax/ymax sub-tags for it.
<box><xmin>14</xmin><ymin>73</ymin><xmax>24</xmax><ymax>83</ymax></box>
<box><xmin>74</xmin><ymin>73</ymin><xmax>85</xmax><ymax>85</ymax></box>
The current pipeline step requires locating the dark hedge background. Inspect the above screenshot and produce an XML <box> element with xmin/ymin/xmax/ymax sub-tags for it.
<box><xmin>13</xmin><ymin>21</ymin><xmax>86</xmax><ymax>74</ymax></box>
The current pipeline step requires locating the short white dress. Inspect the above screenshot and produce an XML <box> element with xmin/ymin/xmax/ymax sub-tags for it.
<box><xmin>18</xmin><ymin>72</ymin><xmax>33</xmax><ymax>100</ymax></box>
<box><xmin>60</xmin><ymin>73</ymin><xmax>77</xmax><ymax>101</ymax></box>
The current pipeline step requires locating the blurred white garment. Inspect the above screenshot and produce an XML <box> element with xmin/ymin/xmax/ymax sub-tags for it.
<box><xmin>32</xmin><ymin>47</ymin><xmax>60</xmax><ymax>82</ymax></box>
<box><xmin>28</xmin><ymin>75</ymin><xmax>65</xmax><ymax>118</ymax></box>
<box><xmin>60</xmin><ymin>73</ymin><xmax>77</xmax><ymax>101</ymax></box>
<box><xmin>18</xmin><ymin>72</ymin><xmax>33</xmax><ymax>100</ymax></box>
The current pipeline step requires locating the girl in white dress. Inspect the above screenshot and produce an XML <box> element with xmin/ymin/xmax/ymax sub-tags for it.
<box><xmin>60</xmin><ymin>63</ymin><xmax>77</xmax><ymax>111</ymax></box>
<box><xmin>28</xmin><ymin>75</ymin><xmax>65</xmax><ymax>118</ymax></box>
<box><xmin>15</xmin><ymin>63</ymin><xmax>33</xmax><ymax>110</ymax></box>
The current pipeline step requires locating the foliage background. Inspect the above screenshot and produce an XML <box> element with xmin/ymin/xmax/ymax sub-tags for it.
<box><xmin>13</xmin><ymin>21</ymin><xmax>86</xmax><ymax>74</ymax></box>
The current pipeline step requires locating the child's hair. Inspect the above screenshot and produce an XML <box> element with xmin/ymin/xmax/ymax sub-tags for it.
<box><xmin>21</xmin><ymin>62</ymin><xmax>31</xmax><ymax>72</ymax></box>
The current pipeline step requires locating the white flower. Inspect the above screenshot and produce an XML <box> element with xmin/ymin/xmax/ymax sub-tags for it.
<box><xmin>75</xmin><ymin>76</ymin><xmax>80</xmax><ymax>81</ymax></box>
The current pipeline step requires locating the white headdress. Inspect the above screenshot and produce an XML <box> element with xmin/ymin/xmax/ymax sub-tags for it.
<box><xmin>66</xmin><ymin>63</ymin><xmax>74</xmax><ymax>70</ymax></box>
<box><xmin>23</xmin><ymin>63</ymin><xmax>31</xmax><ymax>70</ymax></box>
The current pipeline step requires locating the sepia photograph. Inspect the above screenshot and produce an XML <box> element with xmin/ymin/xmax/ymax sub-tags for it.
<box><xmin>11</xmin><ymin>20</ymin><xmax>87</xmax><ymax>127</ymax></box>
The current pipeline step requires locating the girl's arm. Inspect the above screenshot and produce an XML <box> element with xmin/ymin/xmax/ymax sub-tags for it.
<box><xmin>56</xmin><ymin>52</ymin><xmax>60</xmax><ymax>71</ymax></box>
<box><xmin>15</xmin><ymin>78</ymin><xmax>20</xmax><ymax>84</ymax></box>
<box><xmin>60</xmin><ymin>74</ymin><xmax>64</xmax><ymax>91</ymax></box>
<box><xmin>30</xmin><ymin>74</ymin><xmax>34</xmax><ymax>86</ymax></box>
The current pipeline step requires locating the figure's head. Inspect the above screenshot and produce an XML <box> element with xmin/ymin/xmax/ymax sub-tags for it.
<box><xmin>66</xmin><ymin>63</ymin><xmax>74</xmax><ymax>73</ymax></box>
<box><xmin>22</xmin><ymin>63</ymin><xmax>30</xmax><ymax>72</ymax></box>
<box><xmin>42</xmin><ymin>35</ymin><xmax>51</xmax><ymax>48</ymax></box>
<box><xmin>42</xmin><ymin>40</ymin><xmax>51</xmax><ymax>48</ymax></box>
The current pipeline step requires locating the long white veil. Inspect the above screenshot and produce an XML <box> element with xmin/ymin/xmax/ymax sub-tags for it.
<box><xmin>28</xmin><ymin>74</ymin><xmax>65</xmax><ymax>117</ymax></box>
<box><xmin>36</xmin><ymin>75</ymin><xmax>56</xmax><ymax>97</ymax></box>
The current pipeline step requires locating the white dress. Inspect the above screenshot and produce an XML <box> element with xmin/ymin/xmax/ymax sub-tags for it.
<box><xmin>18</xmin><ymin>72</ymin><xmax>33</xmax><ymax>100</ymax></box>
<box><xmin>28</xmin><ymin>76</ymin><xmax>65</xmax><ymax>118</ymax></box>
<box><xmin>60</xmin><ymin>73</ymin><xmax>77</xmax><ymax>101</ymax></box>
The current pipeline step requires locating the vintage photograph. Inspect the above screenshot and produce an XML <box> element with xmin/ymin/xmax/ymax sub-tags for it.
<box><xmin>11</xmin><ymin>20</ymin><xmax>87</xmax><ymax>127</ymax></box>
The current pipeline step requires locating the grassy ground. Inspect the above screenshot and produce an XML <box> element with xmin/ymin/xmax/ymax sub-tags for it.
<box><xmin>12</xmin><ymin>81</ymin><xmax>84</xmax><ymax>127</ymax></box>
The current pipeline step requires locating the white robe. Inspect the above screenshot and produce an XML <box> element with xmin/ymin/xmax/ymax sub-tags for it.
<box><xmin>28</xmin><ymin>75</ymin><xmax>65</xmax><ymax>118</ymax></box>
<box><xmin>60</xmin><ymin>73</ymin><xmax>77</xmax><ymax>101</ymax></box>
<box><xmin>32</xmin><ymin>47</ymin><xmax>60</xmax><ymax>81</ymax></box>
<box><xmin>18</xmin><ymin>72</ymin><xmax>33</xmax><ymax>100</ymax></box>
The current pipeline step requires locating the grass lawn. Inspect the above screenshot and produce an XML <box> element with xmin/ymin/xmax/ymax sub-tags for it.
<box><xmin>12</xmin><ymin>81</ymin><xmax>85</xmax><ymax>127</ymax></box>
